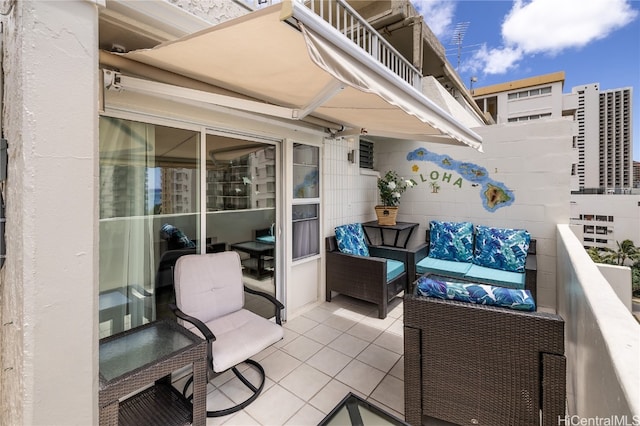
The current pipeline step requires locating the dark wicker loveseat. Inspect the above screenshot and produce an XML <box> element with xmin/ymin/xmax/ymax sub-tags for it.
<box><xmin>408</xmin><ymin>230</ymin><xmax>538</xmax><ymax>301</ymax></box>
<box><xmin>325</xmin><ymin>236</ymin><xmax>409</xmax><ymax>319</ymax></box>
<box><xmin>404</xmin><ymin>286</ymin><xmax>566</xmax><ymax>426</ymax></box>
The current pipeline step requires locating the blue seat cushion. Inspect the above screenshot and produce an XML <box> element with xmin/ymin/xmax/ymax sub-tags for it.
<box><xmin>416</xmin><ymin>257</ymin><xmax>472</xmax><ymax>278</ymax></box>
<box><xmin>256</xmin><ymin>235</ymin><xmax>275</xmax><ymax>244</ymax></box>
<box><xmin>386</xmin><ymin>259</ymin><xmax>405</xmax><ymax>282</ymax></box>
<box><xmin>416</xmin><ymin>276</ymin><xmax>535</xmax><ymax>312</ymax></box>
<box><xmin>428</xmin><ymin>220</ymin><xmax>474</xmax><ymax>262</ymax></box>
<box><xmin>473</xmin><ymin>226</ymin><xmax>530</xmax><ymax>273</ymax></box>
<box><xmin>335</xmin><ymin>223</ymin><xmax>369</xmax><ymax>257</ymax></box>
<box><xmin>464</xmin><ymin>264</ymin><xmax>525</xmax><ymax>289</ymax></box>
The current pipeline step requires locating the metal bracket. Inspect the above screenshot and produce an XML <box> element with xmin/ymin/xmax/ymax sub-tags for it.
<box><xmin>102</xmin><ymin>69</ymin><xmax>122</xmax><ymax>91</ymax></box>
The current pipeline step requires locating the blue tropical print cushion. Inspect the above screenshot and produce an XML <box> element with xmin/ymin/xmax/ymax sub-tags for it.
<box><xmin>473</xmin><ymin>226</ymin><xmax>530</xmax><ymax>273</ymax></box>
<box><xmin>160</xmin><ymin>223</ymin><xmax>196</xmax><ymax>249</ymax></box>
<box><xmin>416</xmin><ymin>276</ymin><xmax>536</xmax><ymax>312</ymax></box>
<box><xmin>335</xmin><ymin>223</ymin><xmax>369</xmax><ymax>257</ymax></box>
<box><xmin>428</xmin><ymin>220</ymin><xmax>474</xmax><ymax>262</ymax></box>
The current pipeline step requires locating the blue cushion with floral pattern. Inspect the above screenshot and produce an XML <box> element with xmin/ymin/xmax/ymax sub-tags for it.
<box><xmin>428</xmin><ymin>221</ymin><xmax>474</xmax><ymax>262</ymax></box>
<box><xmin>473</xmin><ymin>226</ymin><xmax>530</xmax><ymax>273</ymax></box>
<box><xmin>416</xmin><ymin>276</ymin><xmax>535</xmax><ymax>311</ymax></box>
<box><xmin>335</xmin><ymin>223</ymin><xmax>369</xmax><ymax>257</ymax></box>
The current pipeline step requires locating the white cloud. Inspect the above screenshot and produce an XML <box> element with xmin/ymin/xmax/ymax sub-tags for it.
<box><xmin>463</xmin><ymin>45</ymin><xmax>523</xmax><ymax>75</ymax></box>
<box><xmin>412</xmin><ymin>0</ymin><xmax>456</xmax><ymax>38</ymax></box>
<box><xmin>465</xmin><ymin>0</ymin><xmax>638</xmax><ymax>75</ymax></box>
<box><xmin>502</xmin><ymin>0</ymin><xmax>638</xmax><ymax>54</ymax></box>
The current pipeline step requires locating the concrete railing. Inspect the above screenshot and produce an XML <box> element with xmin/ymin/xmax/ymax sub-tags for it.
<box><xmin>556</xmin><ymin>224</ymin><xmax>639</xmax><ymax>422</ymax></box>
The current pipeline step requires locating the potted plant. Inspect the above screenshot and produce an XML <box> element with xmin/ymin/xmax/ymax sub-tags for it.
<box><xmin>376</xmin><ymin>170</ymin><xmax>416</xmax><ymax>225</ymax></box>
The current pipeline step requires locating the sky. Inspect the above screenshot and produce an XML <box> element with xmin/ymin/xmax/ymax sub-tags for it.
<box><xmin>411</xmin><ymin>0</ymin><xmax>640</xmax><ymax>161</ymax></box>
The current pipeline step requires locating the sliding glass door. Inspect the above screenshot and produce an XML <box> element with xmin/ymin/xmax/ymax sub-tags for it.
<box><xmin>205</xmin><ymin>132</ymin><xmax>279</xmax><ymax>319</ymax></box>
<box><xmin>99</xmin><ymin>117</ymin><xmax>281</xmax><ymax>338</ymax></box>
<box><xmin>99</xmin><ymin>117</ymin><xmax>200</xmax><ymax>338</ymax></box>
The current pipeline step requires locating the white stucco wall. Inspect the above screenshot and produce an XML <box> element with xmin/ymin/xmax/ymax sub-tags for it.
<box><xmin>375</xmin><ymin>119</ymin><xmax>574</xmax><ymax>311</ymax></box>
<box><xmin>557</xmin><ymin>225</ymin><xmax>639</xmax><ymax>420</ymax></box>
<box><xmin>168</xmin><ymin>0</ymin><xmax>247</xmax><ymax>24</ymax></box>
<box><xmin>597</xmin><ymin>263</ymin><xmax>633</xmax><ymax>311</ymax></box>
<box><xmin>0</xmin><ymin>1</ymin><xmax>99</xmax><ymax>424</ymax></box>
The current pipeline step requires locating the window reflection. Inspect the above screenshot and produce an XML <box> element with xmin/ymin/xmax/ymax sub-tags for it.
<box><xmin>99</xmin><ymin>117</ymin><xmax>200</xmax><ymax>338</ymax></box>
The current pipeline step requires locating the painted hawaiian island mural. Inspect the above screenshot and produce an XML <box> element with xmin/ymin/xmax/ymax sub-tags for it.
<box><xmin>406</xmin><ymin>147</ymin><xmax>515</xmax><ymax>212</ymax></box>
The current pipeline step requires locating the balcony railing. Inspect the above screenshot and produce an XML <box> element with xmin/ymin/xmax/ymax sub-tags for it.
<box><xmin>556</xmin><ymin>224</ymin><xmax>639</xmax><ymax>418</ymax></box>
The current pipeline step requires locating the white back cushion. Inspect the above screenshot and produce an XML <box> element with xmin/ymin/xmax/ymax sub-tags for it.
<box><xmin>174</xmin><ymin>252</ymin><xmax>244</xmax><ymax>323</ymax></box>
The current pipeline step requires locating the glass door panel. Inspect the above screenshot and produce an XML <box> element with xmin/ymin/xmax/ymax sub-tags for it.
<box><xmin>205</xmin><ymin>133</ymin><xmax>278</xmax><ymax>319</ymax></box>
<box><xmin>99</xmin><ymin>117</ymin><xmax>200</xmax><ymax>338</ymax></box>
<box><xmin>292</xmin><ymin>143</ymin><xmax>320</xmax><ymax>260</ymax></box>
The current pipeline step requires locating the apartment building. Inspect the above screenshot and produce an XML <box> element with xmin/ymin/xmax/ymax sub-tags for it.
<box><xmin>571</xmin><ymin>84</ymin><xmax>634</xmax><ymax>192</ymax></box>
<box><xmin>570</xmin><ymin>194</ymin><xmax>640</xmax><ymax>250</ymax></box>
<box><xmin>634</xmin><ymin>161</ymin><xmax>640</xmax><ymax>188</ymax></box>
<box><xmin>599</xmin><ymin>87</ymin><xmax>634</xmax><ymax>191</ymax></box>
<box><xmin>472</xmin><ymin>71</ymin><xmax>575</xmax><ymax>124</ymax></box>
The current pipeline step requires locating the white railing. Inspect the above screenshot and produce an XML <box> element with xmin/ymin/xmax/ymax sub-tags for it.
<box><xmin>301</xmin><ymin>0</ymin><xmax>422</xmax><ymax>89</ymax></box>
<box><xmin>556</xmin><ymin>224</ymin><xmax>639</xmax><ymax>420</ymax></box>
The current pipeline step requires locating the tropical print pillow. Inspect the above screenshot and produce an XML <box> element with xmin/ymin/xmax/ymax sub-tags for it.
<box><xmin>416</xmin><ymin>276</ymin><xmax>536</xmax><ymax>311</ymax></box>
<box><xmin>473</xmin><ymin>226</ymin><xmax>530</xmax><ymax>273</ymax></box>
<box><xmin>160</xmin><ymin>223</ymin><xmax>196</xmax><ymax>249</ymax></box>
<box><xmin>428</xmin><ymin>220</ymin><xmax>474</xmax><ymax>262</ymax></box>
<box><xmin>335</xmin><ymin>223</ymin><xmax>369</xmax><ymax>257</ymax></box>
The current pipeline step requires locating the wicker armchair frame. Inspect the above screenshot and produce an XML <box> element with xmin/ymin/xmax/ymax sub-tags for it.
<box><xmin>325</xmin><ymin>236</ymin><xmax>410</xmax><ymax>319</ymax></box>
<box><xmin>404</xmin><ymin>291</ymin><xmax>565</xmax><ymax>426</ymax></box>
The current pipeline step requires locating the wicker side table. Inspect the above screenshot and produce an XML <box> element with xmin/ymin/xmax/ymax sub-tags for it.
<box><xmin>99</xmin><ymin>320</ymin><xmax>207</xmax><ymax>426</ymax></box>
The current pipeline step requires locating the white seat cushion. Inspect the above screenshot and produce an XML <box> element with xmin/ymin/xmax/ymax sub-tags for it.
<box><xmin>187</xmin><ymin>309</ymin><xmax>284</xmax><ymax>372</ymax></box>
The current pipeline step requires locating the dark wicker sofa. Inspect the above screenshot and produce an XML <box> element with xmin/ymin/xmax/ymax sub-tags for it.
<box><xmin>404</xmin><ymin>286</ymin><xmax>565</xmax><ymax>426</ymax></box>
<box><xmin>325</xmin><ymin>236</ymin><xmax>409</xmax><ymax>319</ymax></box>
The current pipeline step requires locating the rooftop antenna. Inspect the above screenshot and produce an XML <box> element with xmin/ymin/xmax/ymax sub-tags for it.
<box><xmin>451</xmin><ymin>22</ymin><xmax>470</xmax><ymax>71</ymax></box>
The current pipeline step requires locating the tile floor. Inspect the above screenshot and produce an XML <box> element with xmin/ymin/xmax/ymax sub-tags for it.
<box><xmin>189</xmin><ymin>294</ymin><xmax>406</xmax><ymax>425</ymax></box>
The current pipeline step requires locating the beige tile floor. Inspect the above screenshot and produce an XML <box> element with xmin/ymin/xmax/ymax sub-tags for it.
<box><xmin>193</xmin><ymin>294</ymin><xmax>406</xmax><ymax>426</ymax></box>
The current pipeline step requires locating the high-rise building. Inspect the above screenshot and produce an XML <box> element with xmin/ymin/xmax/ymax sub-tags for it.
<box><xmin>571</xmin><ymin>84</ymin><xmax>601</xmax><ymax>191</ymax></box>
<box><xmin>598</xmin><ymin>87</ymin><xmax>633</xmax><ymax>191</ymax></box>
<box><xmin>633</xmin><ymin>161</ymin><xmax>640</xmax><ymax>188</ymax></box>
<box><xmin>571</xmin><ymin>84</ymin><xmax>633</xmax><ymax>192</ymax></box>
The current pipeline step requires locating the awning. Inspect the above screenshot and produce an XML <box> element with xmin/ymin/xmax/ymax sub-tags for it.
<box><xmin>121</xmin><ymin>1</ymin><xmax>482</xmax><ymax>150</ymax></box>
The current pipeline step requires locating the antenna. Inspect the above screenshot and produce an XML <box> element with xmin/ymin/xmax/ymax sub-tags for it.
<box><xmin>451</xmin><ymin>22</ymin><xmax>470</xmax><ymax>71</ymax></box>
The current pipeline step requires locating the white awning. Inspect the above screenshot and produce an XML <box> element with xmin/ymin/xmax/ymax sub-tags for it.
<box><xmin>122</xmin><ymin>1</ymin><xmax>482</xmax><ymax>150</ymax></box>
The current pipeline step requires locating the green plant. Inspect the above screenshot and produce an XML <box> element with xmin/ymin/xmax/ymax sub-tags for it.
<box><xmin>586</xmin><ymin>241</ymin><xmax>640</xmax><ymax>297</ymax></box>
<box><xmin>377</xmin><ymin>170</ymin><xmax>416</xmax><ymax>207</ymax></box>
<box><xmin>587</xmin><ymin>240</ymin><xmax>640</xmax><ymax>266</ymax></box>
